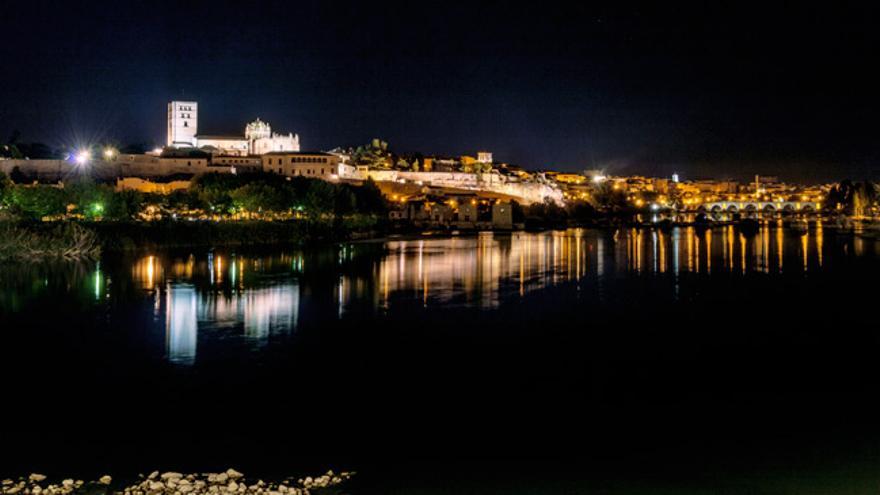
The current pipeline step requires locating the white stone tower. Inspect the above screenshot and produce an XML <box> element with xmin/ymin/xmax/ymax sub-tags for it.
<box><xmin>167</xmin><ymin>101</ymin><xmax>198</xmax><ymax>147</ymax></box>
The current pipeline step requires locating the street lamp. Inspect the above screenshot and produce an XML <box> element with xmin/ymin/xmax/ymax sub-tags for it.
<box><xmin>75</xmin><ymin>150</ymin><xmax>92</xmax><ymax>165</ymax></box>
<box><xmin>103</xmin><ymin>147</ymin><xmax>117</xmax><ymax>160</ymax></box>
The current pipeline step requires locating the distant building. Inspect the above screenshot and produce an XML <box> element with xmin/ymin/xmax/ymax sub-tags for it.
<box><xmin>492</xmin><ymin>202</ymin><xmax>513</xmax><ymax>229</ymax></box>
<box><xmin>194</xmin><ymin>135</ymin><xmax>249</xmax><ymax>156</ymax></box>
<box><xmin>116</xmin><ymin>176</ymin><xmax>192</xmax><ymax>195</ymax></box>
<box><xmin>167</xmin><ymin>101</ymin><xmax>198</xmax><ymax>147</ymax></box>
<box><xmin>457</xmin><ymin>201</ymin><xmax>478</xmax><ymax>223</ymax></box>
<box><xmin>477</xmin><ymin>151</ymin><xmax>493</xmax><ymax>164</ymax></box>
<box><xmin>245</xmin><ymin>118</ymin><xmax>300</xmax><ymax>155</ymax></box>
<box><xmin>262</xmin><ymin>151</ymin><xmax>354</xmax><ymax>180</ymax></box>
<box><xmin>210</xmin><ymin>155</ymin><xmax>262</xmax><ymax>173</ymax></box>
<box><xmin>167</xmin><ymin>101</ymin><xmax>300</xmax><ymax>156</ymax></box>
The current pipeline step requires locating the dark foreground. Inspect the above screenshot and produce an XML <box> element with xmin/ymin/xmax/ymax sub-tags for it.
<box><xmin>1</xmin><ymin>226</ymin><xmax>879</xmax><ymax>493</ymax></box>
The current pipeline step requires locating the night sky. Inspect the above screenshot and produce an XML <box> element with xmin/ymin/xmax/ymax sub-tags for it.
<box><xmin>1</xmin><ymin>2</ymin><xmax>878</xmax><ymax>182</ymax></box>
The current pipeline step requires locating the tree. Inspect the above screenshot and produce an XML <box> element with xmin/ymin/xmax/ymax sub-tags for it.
<box><xmin>66</xmin><ymin>180</ymin><xmax>117</xmax><ymax>219</ymax></box>
<box><xmin>0</xmin><ymin>172</ymin><xmax>11</xmax><ymax>205</ymax></box>
<box><xmin>230</xmin><ymin>183</ymin><xmax>287</xmax><ymax>213</ymax></box>
<box><xmin>3</xmin><ymin>185</ymin><xmax>68</xmax><ymax>219</ymax></box>
<box><xmin>352</xmin><ymin>139</ymin><xmax>392</xmax><ymax>169</ymax></box>
<box><xmin>589</xmin><ymin>181</ymin><xmax>629</xmax><ymax>212</ymax></box>
<box><xmin>105</xmin><ymin>189</ymin><xmax>145</xmax><ymax>220</ymax></box>
<box><xmin>852</xmin><ymin>181</ymin><xmax>876</xmax><ymax>217</ymax></box>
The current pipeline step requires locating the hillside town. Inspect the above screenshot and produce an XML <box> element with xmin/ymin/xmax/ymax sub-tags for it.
<box><xmin>1</xmin><ymin>100</ymin><xmax>877</xmax><ymax>229</ymax></box>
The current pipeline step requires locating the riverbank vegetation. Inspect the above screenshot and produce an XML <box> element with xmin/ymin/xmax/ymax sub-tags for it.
<box><xmin>0</xmin><ymin>171</ymin><xmax>387</xmax><ymax>221</ymax></box>
<box><xmin>0</xmin><ymin>222</ymin><xmax>100</xmax><ymax>261</ymax></box>
<box><xmin>0</xmin><ymin>171</ymin><xmax>388</xmax><ymax>260</ymax></box>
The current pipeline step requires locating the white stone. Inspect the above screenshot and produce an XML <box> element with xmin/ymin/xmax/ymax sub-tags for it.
<box><xmin>99</xmin><ymin>476</ymin><xmax>112</xmax><ymax>485</ymax></box>
<box><xmin>224</xmin><ymin>470</ymin><xmax>242</xmax><ymax>481</ymax></box>
<box><xmin>29</xmin><ymin>475</ymin><xmax>47</xmax><ymax>483</ymax></box>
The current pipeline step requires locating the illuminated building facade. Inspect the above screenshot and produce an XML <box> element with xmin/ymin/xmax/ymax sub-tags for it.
<box><xmin>167</xmin><ymin>101</ymin><xmax>198</xmax><ymax>147</ymax></box>
<box><xmin>167</xmin><ymin>101</ymin><xmax>300</xmax><ymax>156</ymax></box>
<box><xmin>261</xmin><ymin>151</ymin><xmax>353</xmax><ymax>180</ymax></box>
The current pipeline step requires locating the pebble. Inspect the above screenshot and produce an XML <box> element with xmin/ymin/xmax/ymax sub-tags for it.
<box><xmin>0</xmin><ymin>470</ymin><xmax>353</xmax><ymax>495</ymax></box>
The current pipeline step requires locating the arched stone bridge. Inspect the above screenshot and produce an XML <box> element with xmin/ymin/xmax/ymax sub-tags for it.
<box><xmin>697</xmin><ymin>201</ymin><xmax>820</xmax><ymax>214</ymax></box>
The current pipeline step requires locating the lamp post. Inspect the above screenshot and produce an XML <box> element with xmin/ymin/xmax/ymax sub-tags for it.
<box><xmin>75</xmin><ymin>150</ymin><xmax>92</xmax><ymax>166</ymax></box>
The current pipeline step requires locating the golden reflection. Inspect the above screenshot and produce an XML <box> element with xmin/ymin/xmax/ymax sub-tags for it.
<box><xmin>728</xmin><ymin>225</ymin><xmax>735</xmax><ymax>272</ymax></box>
<box><xmin>636</xmin><ymin>229</ymin><xmax>643</xmax><ymax>274</ymax></box>
<box><xmin>686</xmin><ymin>227</ymin><xmax>694</xmax><ymax>273</ymax></box>
<box><xmin>761</xmin><ymin>222</ymin><xmax>770</xmax><ymax>273</ymax></box>
<box><xmin>705</xmin><ymin>229</ymin><xmax>712</xmax><ymax>274</ymax></box>
<box><xmin>801</xmin><ymin>232</ymin><xmax>809</xmax><ymax>271</ymax></box>
<box><xmin>658</xmin><ymin>230</ymin><xmax>666</xmax><ymax>274</ymax></box>
<box><xmin>135</xmin><ymin>225</ymin><xmax>842</xmax><ymax>347</ymax></box>
<box><xmin>721</xmin><ymin>225</ymin><xmax>728</xmax><ymax>269</ymax></box>
<box><xmin>776</xmin><ymin>221</ymin><xmax>784</xmax><ymax>273</ymax></box>
<box><xmin>133</xmin><ymin>255</ymin><xmax>163</xmax><ymax>290</ymax></box>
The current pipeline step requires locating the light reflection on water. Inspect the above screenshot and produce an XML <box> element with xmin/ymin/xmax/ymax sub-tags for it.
<box><xmin>3</xmin><ymin>224</ymin><xmax>878</xmax><ymax>364</ymax></box>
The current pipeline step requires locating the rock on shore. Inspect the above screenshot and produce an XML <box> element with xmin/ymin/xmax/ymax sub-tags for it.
<box><xmin>0</xmin><ymin>470</ymin><xmax>352</xmax><ymax>495</ymax></box>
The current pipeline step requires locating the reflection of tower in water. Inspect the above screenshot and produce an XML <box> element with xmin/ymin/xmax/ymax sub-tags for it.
<box><xmin>165</xmin><ymin>284</ymin><xmax>197</xmax><ymax>365</ymax></box>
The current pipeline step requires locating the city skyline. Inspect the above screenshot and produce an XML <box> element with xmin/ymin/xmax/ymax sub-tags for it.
<box><xmin>1</xmin><ymin>3</ymin><xmax>878</xmax><ymax>183</ymax></box>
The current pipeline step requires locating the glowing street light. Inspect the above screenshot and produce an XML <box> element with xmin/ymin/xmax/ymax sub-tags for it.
<box><xmin>103</xmin><ymin>147</ymin><xmax>117</xmax><ymax>160</ymax></box>
<box><xmin>75</xmin><ymin>150</ymin><xmax>92</xmax><ymax>165</ymax></box>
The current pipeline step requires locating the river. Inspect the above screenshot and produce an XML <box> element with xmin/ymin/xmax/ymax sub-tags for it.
<box><xmin>2</xmin><ymin>224</ymin><xmax>879</xmax><ymax>493</ymax></box>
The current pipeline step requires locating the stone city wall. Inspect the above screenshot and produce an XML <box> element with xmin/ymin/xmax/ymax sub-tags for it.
<box><xmin>363</xmin><ymin>169</ymin><xmax>563</xmax><ymax>205</ymax></box>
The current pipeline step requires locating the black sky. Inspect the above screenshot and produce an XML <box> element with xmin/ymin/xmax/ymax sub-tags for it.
<box><xmin>1</xmin><ymin>1</ymin><xmax>878</xmax><ymax>182</ymax></box>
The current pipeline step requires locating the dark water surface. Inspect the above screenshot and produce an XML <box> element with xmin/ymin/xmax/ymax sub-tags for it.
<box><xmin>2</xmin><ymin>225</ymin><xmax>880</xmax><ymax>493</ymax></box>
